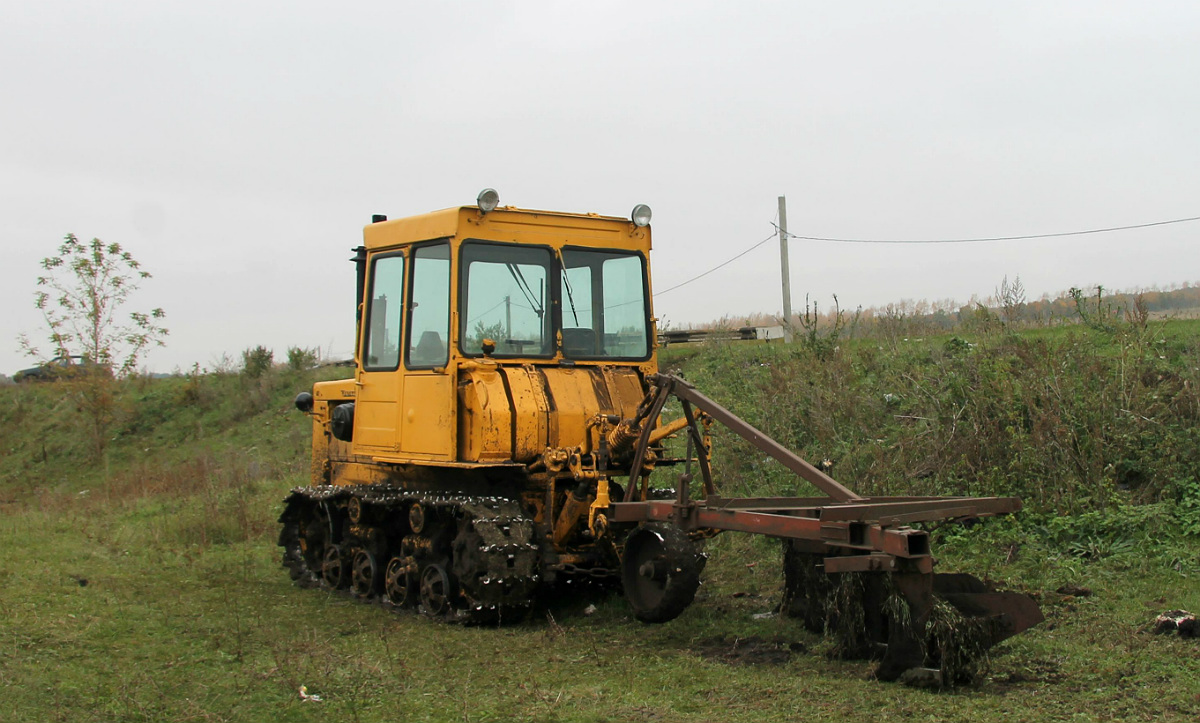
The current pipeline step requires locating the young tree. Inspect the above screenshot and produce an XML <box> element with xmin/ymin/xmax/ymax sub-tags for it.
<box><xmin>19</xmin><ymin>234</ymin><xmax>168</xmax><ymax>375</ymax></box>
<box><xmin>996</xmin><ymin>275</ymin><xmax>1027</xmax><ymax>326</ymax></box>
<box><xmin>18</xmin><ymin>234</ymin><xmax>168</xmax><ymax>458</ymax></box>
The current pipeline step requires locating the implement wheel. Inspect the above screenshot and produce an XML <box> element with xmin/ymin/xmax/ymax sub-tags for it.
<box><xmin>621</xmin><ymin>523</ymin><xmax>706</xmax><ymax>623</ymax></box>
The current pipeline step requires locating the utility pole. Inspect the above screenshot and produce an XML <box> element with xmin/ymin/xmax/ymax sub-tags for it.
<box><xmin>778</xmin><ymin>196</ymin><xmax>793</xmax><ymax>342</ymax></box>
<box><xmin>505</xmin><ymin>295</ymin><xmax>512</xmax><ymax>340</ymax></box>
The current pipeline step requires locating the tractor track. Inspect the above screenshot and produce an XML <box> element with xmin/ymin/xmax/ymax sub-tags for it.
<box><xmin>278</xmin><ymin>485</ymin><xmax>540</xmax><ymax>623</ymax></box>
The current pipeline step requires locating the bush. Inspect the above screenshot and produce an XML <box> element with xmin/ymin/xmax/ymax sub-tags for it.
<box><xmin>241</xmin><ymin>346</ymin><xmax>274</xmax><ymax>379</ymax></box>
<box><xmin>665</xmin><ymin>318</ymin><xmax>1200</xmax><ymax>521</ymax></box>
<box><xmin>286</xmin><ymin>346</ymin><xmax>319</xmax><ymax>371</ymax></box>
<box><xmin>1177</xmin><ymin>476</ymin><xmax>1200</xmax><ymax>537</ymax></box>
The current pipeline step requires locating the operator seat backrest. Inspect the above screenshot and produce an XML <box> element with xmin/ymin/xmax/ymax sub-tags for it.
<box><xmin>562</xmin><ymin>327</ymin><xmax>596</xmax><ymax>356</ymax></box>
<box><xmin>412</xmin><ymin>330</ymin><xmax>446</xmax><ymax>365</ymax></box>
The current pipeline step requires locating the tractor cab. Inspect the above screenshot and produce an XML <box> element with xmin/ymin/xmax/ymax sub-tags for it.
<box><xmin>307</xmin><ymin>191</ymin><xmax>658</xmax><ymax>471</ymax></box>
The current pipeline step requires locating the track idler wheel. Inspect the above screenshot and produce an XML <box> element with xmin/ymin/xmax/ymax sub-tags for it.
<box><xmin>621</xmin><ymin>523</ymin><xmax>706</xmax><ymax>623</ymax></box>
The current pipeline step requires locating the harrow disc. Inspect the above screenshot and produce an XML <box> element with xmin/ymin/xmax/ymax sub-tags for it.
<box><xmin>621</xmin><ymin>523</ymin><xmax>706</xmax><ymax>623</ymax></box>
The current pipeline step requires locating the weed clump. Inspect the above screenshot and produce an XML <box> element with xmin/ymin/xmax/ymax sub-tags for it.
<box><xmin>672</xmin><ymin>317</ymin><xmax>1200</xmax><ymax>537</ymax></box>
<box><xmin>241</xmin><ymin>346</ymin><xmax>274</xmax><ymax>378</ymax></box>
<box><xmin>925</xmin><ymin>598</ymin><xmax>991</xmax><ymax>685</ymax></box>
<box><xmin>286</xmin><ymin>346</ymin><xmax>319</xmax><ymax>371</ymax></box>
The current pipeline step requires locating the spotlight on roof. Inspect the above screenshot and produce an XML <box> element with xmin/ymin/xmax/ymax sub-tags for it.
<box><xmin>477</xmin><ymin>188</ymin><xmax>500</xmax><ymax>214</ymax></box>
<box><xmin>631</xmin><ymin>204</ymin><xmax>652</xmax><ymax>227</ymax></box>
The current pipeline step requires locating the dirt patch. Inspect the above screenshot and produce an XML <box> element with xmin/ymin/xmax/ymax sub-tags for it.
<box><xmin>693</xmin><ymin>635</ymin><xmax>805</xmax><ymax>666</ymax></box>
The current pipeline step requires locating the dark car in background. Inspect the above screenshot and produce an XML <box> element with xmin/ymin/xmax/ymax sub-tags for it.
<box><xmin>12</xmin><ymin>356</ymin><xmax>105</xmax><ymax>383</ymax></box>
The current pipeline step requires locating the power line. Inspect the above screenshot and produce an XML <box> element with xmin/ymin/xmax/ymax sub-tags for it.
<box><xmin>775</xmin><ymin>214</ymin><xmax>1200</xmax><ymax>245</ymax></box>
<box><xmin>655</xmin><ymin>232</ymin><xmax>778</xmax><ymax>297</ymax></box>
<box><xmin>466</xmin><ymin>297</ymin><xmax>507</xmax><ymax>325</ymax></box>
<box><xmin>468</xmin><ymin>295</ymin><xmax>535</xmax><ymax>324</ymax></box>
<box><xmin>650</xmin><ymin>211</ymin><xmax>1200</xmax><ymax>300</ymax></box>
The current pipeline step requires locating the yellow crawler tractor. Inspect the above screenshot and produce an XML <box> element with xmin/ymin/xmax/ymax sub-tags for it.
<box><xmin>280</xmin><ymin>190</ymin><xmax>1041</xmax><ymax>680</ymax></box>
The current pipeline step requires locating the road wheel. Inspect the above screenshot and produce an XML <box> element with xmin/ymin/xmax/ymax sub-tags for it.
<box><xmin>420</xmin><ymin>564</ymin><xmax>454</xmax><ymax>617</ymax></box>
<box><xmin>350</xmin><ymin>548</ymin><xmax>381</xmax><ymax>598</ymax></box>
<box><xmin>322</xmin><ymin>543</ymin><xmax>350</xmax><ymax>589</ymax></box>
<box><xmin>384</xmin><ymin>556</ymin><xmax>417</xmax><ymax>607</ymax></box>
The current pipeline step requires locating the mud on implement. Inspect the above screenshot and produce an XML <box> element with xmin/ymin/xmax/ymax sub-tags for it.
<box><xmin>280</xmin><ymin>192</ymin><xmax>1041</xmax><ymax>683</ymax></box>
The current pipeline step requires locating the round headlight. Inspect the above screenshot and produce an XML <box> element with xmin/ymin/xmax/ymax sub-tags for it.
<box><xmin>477</xmin><ymin>188</ymin><xmax>500</xmax><ymax>214</ymax></box>
<box><xmin>631</xmin><ymin>203</ymin><xmax>652</xmax><ymax>227</ymax></box>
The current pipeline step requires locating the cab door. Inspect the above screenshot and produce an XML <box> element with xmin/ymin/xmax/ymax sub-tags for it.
<box><xmin>352</xmin><ymin>252</ymin><xmax>406</xmax><ymax>452</ymax></box>
<box><xmin>400</xmin><ymin>242</ymin><xmax>456</xmax><ymax>458</ymax></box>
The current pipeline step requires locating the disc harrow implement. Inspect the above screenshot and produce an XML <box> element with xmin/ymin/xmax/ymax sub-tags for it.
<box><xmin>608</xmin><ymin>373</ymin><xmax>1043</xmax><ymax>680</ymax></box>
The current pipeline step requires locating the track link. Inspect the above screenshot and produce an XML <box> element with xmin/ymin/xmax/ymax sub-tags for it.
<box><xmin>277</xmin><ymin>485</ymin><xmax>540</xmax><ymax>623</ymax></box>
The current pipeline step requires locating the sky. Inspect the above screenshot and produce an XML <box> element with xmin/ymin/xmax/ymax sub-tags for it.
<box><xmin>3</xmin><ymin>1</ymin><xmax>1198</xmax><ymax>374</ymax></box>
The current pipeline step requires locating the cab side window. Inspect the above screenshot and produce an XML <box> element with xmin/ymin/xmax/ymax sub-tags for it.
<box><xmin>362</xmin><ymin>254</ymin><xmax>405</xmax><ymax>369</ymax></box>
<box><xmin>407</xmin><ymin>243</ymin><xmax>451</xmax><ymax>368</ymax></box>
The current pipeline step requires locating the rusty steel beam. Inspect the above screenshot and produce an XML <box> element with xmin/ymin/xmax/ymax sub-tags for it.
<box><xmin>823</xmin><ymin>553</ymin><xmax>934</xmax><ymax>574</ymax></box>
<box><xmin>704</xmin><ymin>495</ymin><xmax>832</xmax><ymax>511</ymax></box>
<box><xmin>609</xmin><ymin>500</ymin><xmax>932</xmax><ymax>558</ymax></box>
<box><xmin>703</xmin><ymin>495</ymin><xmax>964</xmax><ymax>511</ymax></box>
<box><xmin>818</xmin><ymin>497</ymin><xmax>1021</xmax><ymax>523</ymax></box>
<box><xmin>625</xmin><ymin>378</ymin><xmax>674</xmax><ymax>501</ymax></box>
<box><xmin>658</xmin><ymin>374</ymin><xmax>862</xmax><ymax>502</ymax></box>
<box><xmin>612</xmin><ymin>500</ymin><xmax>834</xmax><ymax>539</ymax></box>
<box><xmin>868</xmin><ymin>524</ymin><xmax>929</xmax><ymax>557</ymax></box>
<box><xmin>679</xmin><ymin>398</ymin><xmax>717</xmax><ymax>497</ymax></box>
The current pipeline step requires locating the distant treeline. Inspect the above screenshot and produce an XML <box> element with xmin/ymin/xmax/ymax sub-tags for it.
<box><xmin>694</xmin><ymin>279</ymin><xmax>1200</xmax><ymax>338</ymax></box>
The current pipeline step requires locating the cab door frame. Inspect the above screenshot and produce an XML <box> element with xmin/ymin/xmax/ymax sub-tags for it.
<box><xmin>351</xmin><ymin>249</ymin><xmax>407</xmax><ymax>453</ymax></box>
<box><xmin>399</xmin><ymin>240</ymin><xmax>457</xmax><ymax>459</ymax></box>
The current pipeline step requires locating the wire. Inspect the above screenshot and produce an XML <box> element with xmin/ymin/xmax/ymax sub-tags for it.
<box><xmin>654</xmin><ymin>231</ymin><xmax>778</xmax><ymax>297</ymax></box>
<box><xmin>650</xmin><ymin>210</ymin><xmax>1200</xmax><ymax>300</ymax></box>
<box><xmin>466</xmin><ymin>297</ymin><xmax>507</xmax><ymax>325</ymax></box>
<box><xmin>774</xmin><ymin>214</ymin><xmax>1200</xmax><ymax>245</ymax></box>
<box><xmin>467</xmin><ymin>298</ymin><xmax>538</xmax><ymax>325</ymax></box>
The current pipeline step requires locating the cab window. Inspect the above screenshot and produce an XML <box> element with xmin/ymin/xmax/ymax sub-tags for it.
<box><xmin>362</xmin><ymin>253</ymin><xmax>405</xmax><ymax>370</ymax></box>
<box><xmin>406</xmin><ymin>243</ymin><xmax>451</xmax><ymax>368</ymax></box>
<box><xmin>460</xmin><ymin>242</ymin><xmax>553</xmax><ymax>357</ymax></box>
<box><xmin>560</xmin><ymin>249</ymin><xmax>649</xmax><ymax>359</ymax></box>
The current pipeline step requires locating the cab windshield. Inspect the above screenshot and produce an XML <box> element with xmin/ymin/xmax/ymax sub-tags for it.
<box><xmin>560</xmin><ymin>248</ymin><xmax>649</xmax><ymax>359</ymax></box>
<box><xmin>460</xmin><ymin>242</ymin><xmax>553</xmax><ymax>356</ymax></box>
<box><xmin>458</xmin><ymin>242</ymin><xmax>650</xmax><ymax>360</ymax></box>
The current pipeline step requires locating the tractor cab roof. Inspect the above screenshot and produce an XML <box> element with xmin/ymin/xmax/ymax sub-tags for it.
<box><xmin>362</xmin><ymin>205</ymin><xmax>652</xmax><ymax>254</ymax></box>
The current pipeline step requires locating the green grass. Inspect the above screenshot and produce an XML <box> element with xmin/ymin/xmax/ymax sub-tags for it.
<box><xmin>3</xmin><ymin>500</ymin><xmax>1197</xmax><ymax>722</ymax></box>
<box><xmin>2</xmin><ymin>324</ymin><xmax>1199</xmax><ymax>722</ymax></box>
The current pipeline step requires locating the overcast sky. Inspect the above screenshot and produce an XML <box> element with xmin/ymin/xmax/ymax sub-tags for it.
<box><xmin>3</xmin><ymin>1</ymin><xmax>1198</xmax><ymax>374</ymax></box>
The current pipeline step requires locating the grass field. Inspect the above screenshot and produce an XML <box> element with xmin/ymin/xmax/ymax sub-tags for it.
<box><xmin>2</xmin><ymin>322</ymin><xmax>1198</xmax><ymax>722</ymax></box>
